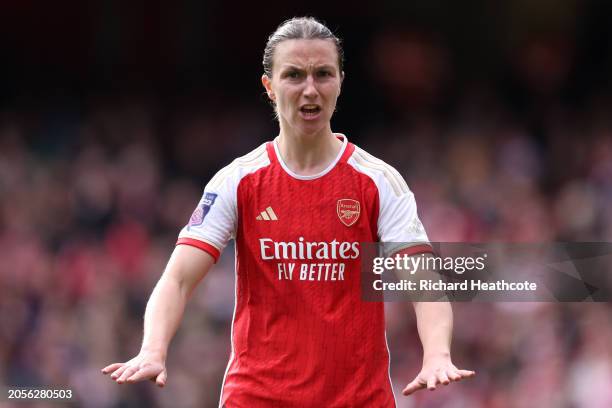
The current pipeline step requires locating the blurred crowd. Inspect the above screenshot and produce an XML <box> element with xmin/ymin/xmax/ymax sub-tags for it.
<box><xmin>2</xmin><ymin>10</ymin><xmax>612</xmax><ymax>407</ymax></box>
<box><xmin>1</xmin><ymin>87</ymin><xmax>611</xmax><ymax>407</ymax></box>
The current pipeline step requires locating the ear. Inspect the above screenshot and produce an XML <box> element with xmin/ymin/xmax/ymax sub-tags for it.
<box><xmin>261</xmin><ymin>74</ymin><xmax>275</xmax><ymax>101</ymax></box>
<box><xmin>338</xmin><ymin>71</ymin><xmax>345</xmax><ymax>96</ymax></box>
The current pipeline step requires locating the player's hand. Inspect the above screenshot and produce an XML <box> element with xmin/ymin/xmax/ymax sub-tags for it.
<box><xmin>101</xmin><ymin>350</ymin><xmax>167</xmax><ymax>387</ymax></box>
<box><xmin>402</xmin><ymin>353</ymin><xmax>475</xmax><ymax>396</ymax></box>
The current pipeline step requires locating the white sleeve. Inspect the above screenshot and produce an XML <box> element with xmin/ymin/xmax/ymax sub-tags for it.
<box><xmin>348</xmin><ymin>146</ymin><xmax>431</xmax><ymax>256</ymax></box>
<box><xmin>377</xmin><ymin>175</ymin><xmax>432</xmax><ymax>256</ymax></box>
<box><xmin>380</xmin><ymin>182</ymin><xmax>432</xmax><ymax>251</ymax></box>
<box><xmin>378</xmin><ymin>182</ymin><xmax>429</xmax><ymax>244</ymax></box>
<box><xmin>176</xmin><ymin>167</ymin><xmax>237</xmax><ymax>262</ymax></box>
<box><xmin>176</xmin><ymin>143</ymin><xmax>270</xmax><ymax>262</ymax></box>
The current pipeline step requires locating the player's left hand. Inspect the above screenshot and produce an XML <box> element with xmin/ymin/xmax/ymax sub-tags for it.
<box><xmin>402</xmin><ymin>353</ymin><xmax>475</xmax><ymax>396</ymax></box>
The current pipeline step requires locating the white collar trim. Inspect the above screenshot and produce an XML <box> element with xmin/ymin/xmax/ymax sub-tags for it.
<box><xmin>273</xmin><ymin>133</ymin><xmax>348</xmax><ymax>180</ymax></box>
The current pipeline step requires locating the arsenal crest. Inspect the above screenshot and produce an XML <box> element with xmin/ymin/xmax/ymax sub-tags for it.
<box><xmin>337</xmin><ymin>199</ymin><xmax>360</xmax><ymax>227</ymax></box>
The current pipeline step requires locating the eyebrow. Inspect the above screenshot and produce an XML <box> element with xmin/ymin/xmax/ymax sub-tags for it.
<box><xmin>280</xmin><ymin>64</ymin><xmax>337</xmax><ymax>71</ymax></box>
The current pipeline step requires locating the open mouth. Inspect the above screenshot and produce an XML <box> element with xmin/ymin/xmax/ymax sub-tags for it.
<box><xmin>300</xmin><ymin>105</ymin><xmax>321</xmax><ymax>117</ymax></box>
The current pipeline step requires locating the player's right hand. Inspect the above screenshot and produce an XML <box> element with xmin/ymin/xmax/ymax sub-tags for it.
<box><xmin>101</xmin><ymin>350</ymin><xmax>167</xmax><ymax>387</ymax></box>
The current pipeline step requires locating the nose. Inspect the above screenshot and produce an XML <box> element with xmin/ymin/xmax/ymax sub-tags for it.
<box><xmin>303</xmin><ymin>75</ymin><xmax>318</xmax><ymax>99</ymax></box>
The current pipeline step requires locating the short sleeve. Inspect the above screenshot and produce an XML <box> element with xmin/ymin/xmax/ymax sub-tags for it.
<box><xmin>377</xmin><ymin>170</ymin><xmax>432</xmax><ymax>256</ymax></box>
<box><xmin>176</xmin><ymin>168</ymin><xmax>237</xmax><ymax>263</ymax></box>
<box><xmin>347</xmin><ymin>145</ymin><xmax>432</xmax><ymax>257</ymax></box>
<box><xmin>176</xmin><ymin>143</ymin><xmax>270</xmax><ymax>262</ymax></box>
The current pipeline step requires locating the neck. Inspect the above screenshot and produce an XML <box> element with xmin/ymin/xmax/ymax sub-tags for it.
<box><xmin>277</xmin><ymin>125</ymin><xmax>343</xmax><ymax>176</ymax></box>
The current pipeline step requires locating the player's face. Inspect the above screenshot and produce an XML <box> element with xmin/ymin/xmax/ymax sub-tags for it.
<box><xmin>262</xmin><ymin>39</ymin><xmax>343</xmax><ymax>136</ymax></box>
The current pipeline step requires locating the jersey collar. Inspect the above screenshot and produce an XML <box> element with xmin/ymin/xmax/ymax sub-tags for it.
<box><xmin>267</xmin><ymin>133</ymin><xmax>350</xmax><ymax>180</ymax></box>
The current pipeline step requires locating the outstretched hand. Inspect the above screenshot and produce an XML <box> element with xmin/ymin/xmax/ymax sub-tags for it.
<box><xmin>403</xmin><ymin>354</ymin><xmax>475</xmax><ymax>396</ymax></box>
<box><xmin>101</xmin><ymin>350</ymin><xmax>167</xmax><ymax>387</ymax></box>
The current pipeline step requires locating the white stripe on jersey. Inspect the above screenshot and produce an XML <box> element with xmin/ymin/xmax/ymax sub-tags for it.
<box><xmin>208</xmin><ymin>144</ymin><xmax>268</xmax><ymax>191</ymax></box>
<box><xmin>351</xmin><ymin>147</ymin><xmax>409</xmax><ymax>197</ymax></box>
<box><xmin>347</xmin><ymin>148</ymin><xmax>429</xmax><ymax>244</ymax></box>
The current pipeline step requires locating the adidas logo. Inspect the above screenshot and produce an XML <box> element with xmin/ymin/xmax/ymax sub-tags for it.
<box><xmin>256</xmin><ymin>206</ymin><xmax>278</xmax><ymax>221</ymax></box>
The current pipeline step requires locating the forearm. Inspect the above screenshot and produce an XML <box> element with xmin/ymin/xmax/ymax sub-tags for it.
<box><xmin>140</xmin><ymin>245</ymin><xmax>215</xmax><ymax>358</ymax></box>
<box><xmin>413</xmin><ymin>301</ymin><xmax>453</xmax><ymax>360</ymax></box>
<box><xmin>141</xmin><ymin>275</ymin><xmax>188</xmax><ymax>358</ymax></box>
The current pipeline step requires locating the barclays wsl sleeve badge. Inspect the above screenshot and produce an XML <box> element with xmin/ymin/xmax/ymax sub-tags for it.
<box><xmin>188</xmin><ymin>192</ymin><xmax>218</xmax><ymax>229</ymax></box>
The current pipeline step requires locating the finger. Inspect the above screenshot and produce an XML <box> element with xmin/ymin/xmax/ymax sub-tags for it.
<box><xmin>110</xmin><ymin>365</ymin><xmax>129</xmax><ymax>380</ymax></box>
<box><xmin>155</xmin><ymin>370</ymin><xmax>167</xmax><ymax>387</ymax></box>
<box><xmin>117</xmin><ymin>366</ymin><xmax>138</xmax><ymax>383</ymax></box>
<box><xmin>457</xmin><ymin>369</ymin><xmax>476</xmax><ymax>378</ymax></box>
<box><xmin>102</xmin><ymin>363</ymin><xmax>123</xmax><ymax>374</ymax></box>
<box><xmin>126</xmin><ymin>365</ymin><xmax>161</xmax><ymax>383</ymax></box>
<box><xmin>427</xmin><ymin>375</ymin><xmax>437</xmax><ymax>391</ymax></box>
<box><xmin>447</xmin><ymin>369</ymin><xmax>462</xmax><ymax>382</ymax></box>
<box><xmin>437</xmin><ymin>371</ymin><xmax>450</xmax><ymax>386</ymax></box>
<box><xmin>402</xmin><ymin>378</ymin><xmax>425</xmax><ymax>396</ymax></box>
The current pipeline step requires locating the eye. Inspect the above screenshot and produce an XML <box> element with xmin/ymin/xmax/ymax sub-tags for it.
<box><xmin>317</xmin><ymin>70</ymin><xmax>332</xmax><ymax>78</ymax></box>
<box><xmin>284</xmin><ymin>70</ymin><xmax>301</xmax><ymax>79</ymax></box>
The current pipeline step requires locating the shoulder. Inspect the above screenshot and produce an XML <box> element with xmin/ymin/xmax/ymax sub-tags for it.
<box><xmin>206</xmin><ymin>143</ymin><xmax>271</xmax><ymax>191</ymax></box>
<box><xmin>347</xmin><ymin>144</ymin><xmax>411</xmax><ymax>197</ymax></box>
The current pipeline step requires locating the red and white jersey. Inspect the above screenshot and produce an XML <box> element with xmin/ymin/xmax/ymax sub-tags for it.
<box><xmin>177</xmin><ymin>134</ymin><xmax>430</xmax><ymax>408</ymax></box>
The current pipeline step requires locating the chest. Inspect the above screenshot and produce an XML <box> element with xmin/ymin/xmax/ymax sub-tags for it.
<box><xmin>236</xmin><ymin>165</ymin><xmax>379</xmax><ymax>243</ymax></box>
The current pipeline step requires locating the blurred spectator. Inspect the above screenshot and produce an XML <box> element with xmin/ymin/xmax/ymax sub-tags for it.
<box><xmin>2</xmin><ymin>4</ymin><xmax>612</xmax><ymax>406</ymax></box>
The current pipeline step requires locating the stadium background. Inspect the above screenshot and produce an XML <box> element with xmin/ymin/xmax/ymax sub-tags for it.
<box><xmin>1</xmin><ymin>1</ymin><xmax>611</xmax><ymax>407</ymax></box>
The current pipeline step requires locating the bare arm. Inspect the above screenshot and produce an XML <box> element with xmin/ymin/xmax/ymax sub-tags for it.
<box><xmin>141</xmin><ymin>245</ymin><xmax>215</xmax><ymax>356</ymax></box>
<box><xmin>393</xmin><ymin>253</ymin><xmax>475</xmax><ymax>396</ymax></box>
<box><xmin>102</xmin><ymin>245</ymin><xmax>215</xmax><ymax>386</ymax></box>
<box><xmin>414</xmin><ymin>301</ymin><xmax>453</xmax><ymax>360</ymax></box>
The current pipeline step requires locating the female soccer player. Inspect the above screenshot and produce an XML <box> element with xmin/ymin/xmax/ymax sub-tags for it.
<box><xmin>102</xmin><ymin>17</ymin><xmax>475</xmax><ymax>407</ymax></box>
